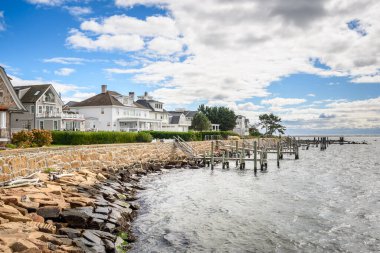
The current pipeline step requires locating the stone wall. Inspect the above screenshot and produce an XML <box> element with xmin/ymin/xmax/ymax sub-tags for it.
<box><xmin>0</xmin><ymin>141</ymin><xmax>216</xmax><ymax>182</ymax></box>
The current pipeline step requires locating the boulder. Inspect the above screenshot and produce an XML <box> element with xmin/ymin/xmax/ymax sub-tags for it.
<box><xmin>82</xmin><ymin>230</ymin><xmax>103</xmax><ymax>245</ymax></box>
<box><xmin>37</xmin><ymin>206</ymin><xmax>61</xmax><ymax>219</ymax></box>
<box><xmin>59</xmin><ymin>228</ymin><xmax>82</xmax><ymax>239</ymax></box>
<box><xmin>61</xmin><ymin>210</ymin><xmax>89</xmax><ymax>228</ymax></box>
<box><xmin>10</xmin><ymin>239</ymin><xmax>38</xmax><ymax>252</ymax></box>
<box><xmin>96</xmin><ymin>173</ymin><xmax>107</xmax><ymax>181</ymax></box>
<box><xmin>27</xmin><ymin>213</ymin><xmax>44</xmax><ymax>223</ymax></box>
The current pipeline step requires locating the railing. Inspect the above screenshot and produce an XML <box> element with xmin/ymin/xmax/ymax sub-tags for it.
<box><xmin>36</xmin><ymin>112</ymin><xmax>84</xmax><ymax>119</ymax></box>
<box><xmin>174</xmin><ymin>136</ymin><xmax>197</xmax><ymax>158</ymax></box>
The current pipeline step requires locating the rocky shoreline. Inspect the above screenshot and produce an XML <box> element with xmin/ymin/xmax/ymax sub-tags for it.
<box><xmin>0</xmin><ymin>158</ymin><xmax>190</xmax><ymax>253</ymax></box>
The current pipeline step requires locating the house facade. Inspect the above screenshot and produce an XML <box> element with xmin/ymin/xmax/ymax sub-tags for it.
<box><xmin>70</xmin><ymin>85</ymin><xmax>161</xmax><ymax>132</ymax></box>
<box><xmin>234</xmin><ymin>115</ymin><xmax>250</xmax><ymax>136</ymax></box>
<box><xmin>11</xmin><ymin>84</ymin><xmax>85</xmax><ymax>131</ymax></box>
<box><xmin>167</xmin><ymin>110</ymin><xmax>192</xmax><ymax>132</ymax></box>
<box><xmin>0</xmin><ymin>66</ymin><xmax>27</xmax><ymax>143</ymax></box>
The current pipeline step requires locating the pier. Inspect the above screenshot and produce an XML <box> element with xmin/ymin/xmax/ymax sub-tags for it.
<box><xmin>175</xmin><ymin>135</ymin><xmax>367</xmax><ymax>171</ymax></box>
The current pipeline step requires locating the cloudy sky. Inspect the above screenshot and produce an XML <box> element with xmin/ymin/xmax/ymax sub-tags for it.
<box><xmin>0</xmin><ymin>0</ymin><xmax>379</xmax><ymax>134</ymax></box>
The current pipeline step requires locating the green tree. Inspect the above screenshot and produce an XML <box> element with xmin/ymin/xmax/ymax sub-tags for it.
<box><xmin>258</xmin><ymin>113</ymin><xmax>286</xmax><ymax>136</ymax></box>
<box><xmin>191</xmin><ymin>112</ymin><xmax>212</xmax><ymax>131</ymax></box>
<box><xmin>198</xmin><ymin>105</ymin><xmax>237</xmax><ymax>131</ymax></box>
<box><xmin>249</xmin><ymin>127</ymin><xmax>262</xmax><ymax>137</ymax></box>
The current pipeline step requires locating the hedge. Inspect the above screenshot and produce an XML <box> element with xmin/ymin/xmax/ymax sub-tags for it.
<box><xmin>51</xmin><ymin>131</ymin><xmax>152</xmax><ymax>145</ymax></box>
<box><xmin>141</xmin><ymin>131</ymin><xmax>238</xmax><ymax>141</ymax></box>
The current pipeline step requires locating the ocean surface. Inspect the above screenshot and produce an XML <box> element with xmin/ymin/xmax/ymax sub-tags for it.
<box><xmin>130</xmin><ymin>137</ymin><xmax>380</xmax><ymax>253</ymax></box>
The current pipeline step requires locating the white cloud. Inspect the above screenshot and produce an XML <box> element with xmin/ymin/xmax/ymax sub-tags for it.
<box><xmin>307</xmin><ymin>93</ymin><xmax>316</xmax><ymax>97</ymax></box>
<box><xmin>44</xmin><ymin>57</ymin><xmax>87</xmax><ymax>64</ymax></box>
<box><xmin>148</xmin><ymin>37</ymin><xmax>183</xmax><ymax>55</ymax></box>
<box><xmin>64</xmin><ymin>6</ymin><xmax>92</xmax><ymax>16</ymax></box>
<box><xmin>261</xmin><ymin>97</ymin><xmax>307</xmax><ymax>106</ymax></box>
<box><xmin>0</xmin><ymin>11</ymin><xmax>5</xmax><ymax>31</ymax></box>
<box><xmin>237</xmin><ymin>102</ymin><xmax>263</xmax><ymax>111</ymax></box>
<box><xmin>26</xmin><ymin>0</ymin><xmax>64</xmax><ymax>6</ymax></box>
<box><xmin>110</xmin><ymin>0</ymin><xmax>380</xmax><ymax>109</ymax></box>
<box><xmin>66</xmin><ymin>29</ymin><xmax>145</xmax><ymax>52</ymax></box>
<box><xmin>351</xmin><ymin>74</ymin><xmax>380</xmax><ymax>83</ymax></box>
<box><xmin>9</xmin><ymin>74</ymin><xmax>93</xmax><ymax>103</ymax></box>
<box><xmin>54</xmin><ymin>68</ymin><xmax>75</xmax><ymax>76</ymax></box>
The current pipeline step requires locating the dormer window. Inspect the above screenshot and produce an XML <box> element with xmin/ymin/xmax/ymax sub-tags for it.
<box><xmin>44</xmin><ymin>91</ymin><xmax>55</xmax><ymax>102</ymax></box>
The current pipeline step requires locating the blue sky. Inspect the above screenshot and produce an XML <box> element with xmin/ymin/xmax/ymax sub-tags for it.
<box><xmin>0</xmin><ymin>0</ymin><xmax>380</xmax><ymax>134</ymax></box>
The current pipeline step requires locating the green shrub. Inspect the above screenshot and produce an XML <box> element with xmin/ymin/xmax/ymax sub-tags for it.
<box><xmin>5</xmin><ymin>143</ymin><xmax>17</xmax><ymax>149</ymax></box>
<box><xmin>51</xmin><ymin>131</ymin><xmax>153</xmax><ymax>145</ymax></box>
<box><xmin>141</xmin><ymin>130</ymin><xmax>238</xmax><ymax>141</ymax></box>
<box><xmin>12</xmin><ymin>129</ymin><xmax>52</xmax><ymax>148</ymax></box>
<box><xmin>31</xmin><ymin>129</ymin><xmax>52</xmax><ymax>147</ymax></box>
<box><xmin>136</xmin><ymin>132</ymin><xmax>153</xmax><ymax>143</ymax></box>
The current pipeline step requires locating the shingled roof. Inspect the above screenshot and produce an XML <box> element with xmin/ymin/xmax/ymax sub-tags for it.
<box><xmin>71</xmin><ymin>91</ymin><xmax>124</xmax><ymax>107</ymax></box>
<box><xmin>13</xmin><ymin>84</ymin><xmax>51</xmax><ymax>103</ymax></box>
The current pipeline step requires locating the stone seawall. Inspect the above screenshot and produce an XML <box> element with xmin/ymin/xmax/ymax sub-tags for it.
<box><xmin>0</xmin><ymin>141</ymin><xmax>215</xmax><ymax>183</ymax></box>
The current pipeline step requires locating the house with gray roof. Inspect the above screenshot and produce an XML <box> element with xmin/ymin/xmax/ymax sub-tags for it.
<box><xmin>11</xmin><ymin>83</ymin><xmax>85</xmax><ymax>131</ymax></box>
<box><xmin>0</xmin><ymin>66</ymin><xmax>27</xmax><ymax>143</ymax></box>
<box><xmin>70</xmin><ymin>85</ymin><xmax>162</xmax><ymax>131</ymax></box>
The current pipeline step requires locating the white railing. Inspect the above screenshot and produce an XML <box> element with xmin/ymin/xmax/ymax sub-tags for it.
<box><xmin>36</xmin><ymin>112</ymin><xmax>84</xmax><ymax>120</ymax></box>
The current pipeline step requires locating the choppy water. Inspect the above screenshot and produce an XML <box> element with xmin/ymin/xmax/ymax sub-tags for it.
<box><xmin>130</xmin><ymin>137</ymin><xmax>380</xmax><ymax>253</ymax></box>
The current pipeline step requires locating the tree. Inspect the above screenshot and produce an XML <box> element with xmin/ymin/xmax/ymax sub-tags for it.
<box><xmin>198</xmin><ymin>104</ymin><xmax>237</xmax><ymax>131</ymax></box>
<box><xmin>249</xmin><ymin>127</ymin><xmax>262</xmax><ymax>137</ymax></box>
<box><xmin>191</xmin><ymin>112</ymin><xmax>212</xmax><ymax>131</ymax></box>
<box><xmin>258</xmin><ymin>113</ymin><xmax>286</xmax><ymax>136</ymax></box>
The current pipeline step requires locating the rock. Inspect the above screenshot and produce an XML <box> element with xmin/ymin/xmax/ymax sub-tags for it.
<box><xmin>8</xmin><ymin>203</ymin><xmax>28</xmax><ymax>216</ymax></box>
<box><xmin>10</xmin><ymin>239</ymin><xmax>38</xmax><ymax>252</ymax></box>
<box><xmin>82</xmin><ymin>230</ymin><xmax>103</xmax><ymax>245</ymax></box>
<box><xmin>61</xmin><ymin>209</ymin><xmax>89</xmax><ymax>228</ymax></box>
<box><xmin>26</xmin><ymin>221</ymin><xmax>56</xmax><ymax>234</ymax></box>
<box><xmin>27</xmin><ymin>213</ymin><xmax>44</xmax><ymax>223</ymax></box>
<box><xmin>59</xmin><ymin>228</ymin><xmax>82</xmax><ymax>239</ymax></box>
<box><xmin>94</xmin><ymin>207</ymin><xmax>110</xmax><ymax>215</ymax></box>
<box><xmin>96</xmin><ymin>173</ymin><xmax>107</xmax><ymax>181</ymax></box>
<box><xmin>103</xmin><ymin>239</ymin><xmax>115</xmax><ymax>252</ymax></box>
<box><xmin>16</xmin><ymin>201</ymin><xmax>40</xmax><ymax>212</ymax></box>
<box><xmin>0</xmin><ymin>196</ymin><xmax>19</xmax><ymax>205</ymax></box>
<box><xmin>37</xmin><ymin>206</ymin><xmax>61</xmax><ymax>219</ymax></box>
<box><xmin>0</xmin><ymin>213</ymin><xmax>32</xmax><ymax>222</ymax></box>
<box><xmin>0</xmin><ymin>204</ymin><xmax>21</xmax><ymax>215</ymax></box>
<box><xmin>104</xmin><ymin>223</ymin><xmax>115</xmax><ymax>232</ymax></box>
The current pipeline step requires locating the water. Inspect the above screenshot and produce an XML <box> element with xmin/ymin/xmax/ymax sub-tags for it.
<box><xmin>130</xmin><ymin>137</ymin><xmax>380</xmax><ymax>253</ymax></box>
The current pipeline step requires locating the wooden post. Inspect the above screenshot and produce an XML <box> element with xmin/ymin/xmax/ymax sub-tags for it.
<box><xmin>254</xmin><ymin>141</ymin><xmax>257</xmax><ymax>172</ymax></box>
<box><xmin>235</xmin><ymin>140</ymin><xmax>239</xmax><ymax>154</ymax></box>
<box><xmin>240</xmin><ymin>144</ymin><xmax>244</xmax><ymax>169</ymax></box>
<box><xmin>222</xmin><ymin>152</ymin><xmax>225</xmax><ymax>169</ymax></box>
<box><xmin>211</xmin><ymin>141</ymin><xmax>214</xmax><ymax>169</ymax></box>
<box><xmin>277</xmin><ymin>141</ymin><xmax>280</xmax><ymax>168</ymax></box>
<box><xmin>203</xmin><ymin>152</ymin><xmax>206</xmax><ymax>167</ymax></box>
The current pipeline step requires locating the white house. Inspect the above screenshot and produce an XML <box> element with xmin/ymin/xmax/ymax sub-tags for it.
<box><xmin>11</xmin><ymin>84</ymin><xmax>85</xmax><ymax>131</ymax></box>
<box><xmin>70</xmin><ymin>85</ymin><xmax>163</xmax><ymax>132</ymax></box>
<box><xmin>233</xmin><ymin>115</ymin><xmax>250</xmax><ymax>136</ymax></box>
<box><xmin>167</xmin><ymin>110</ymin><xmax>192</xmax><ymax>132</ymax></box>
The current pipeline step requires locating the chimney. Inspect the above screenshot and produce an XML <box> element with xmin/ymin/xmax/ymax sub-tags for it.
<box><xmin>101</xmin><ymin>84</ymin><xmax>107</xmax><ymax>93</ymax></box>
<box><xmin>144</xmin><ymin>91</ymin><xmax>148</xmax><ymax>97</ymax></box>
<box><xmin>129</xmin><ymin>92</ymin><xmax>135</xmax><ymax>101</ymax></box>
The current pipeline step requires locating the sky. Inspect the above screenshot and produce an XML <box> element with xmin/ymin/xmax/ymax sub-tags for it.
<box><xmin>0</xmin><ymin>0</ymin><xmax>379</xmax><ymax>135</ymax></box>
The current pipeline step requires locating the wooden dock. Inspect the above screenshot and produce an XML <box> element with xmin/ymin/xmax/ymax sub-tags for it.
<box><xmin>175</xmin><ymin>135</ymin><xmax>364</xmax><ymax>171</ymax></box>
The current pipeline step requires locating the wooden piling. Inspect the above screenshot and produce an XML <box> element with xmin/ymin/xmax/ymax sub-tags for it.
<box><xmin>211</xmin><ymin>141</ymin><xmax>214</xmax><ymax>169</ymax></box>
<box><xmin>277</xmin><ymin>141</ymin><xmax>280</xmax><ymax>168</ymax></box>
<box><xmin>254</xmin><ymin>141</ymin><xmax>257</xmax><ymax>172</ymax></box>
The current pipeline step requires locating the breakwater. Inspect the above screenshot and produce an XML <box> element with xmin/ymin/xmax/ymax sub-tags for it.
<box><xmin>0</xmin><ymin>141</ymin><xmax>216</xmax><ymax>183</ymax></box>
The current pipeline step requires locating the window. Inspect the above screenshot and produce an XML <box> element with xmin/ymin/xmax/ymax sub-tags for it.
<box><xmin>30</xmin><ymin>105</ymin><xmax>35</xmax><ymax>114</ymax></box>
<box><xmin>0</xmin><ymin>112</ymin><xmax>6</xmax><ymax>129</ymax></box>
<box><xmin>0</xmin><ymin>90</ymin><xmax>3</xmax><ymax>103</ymax></box>
<box><xmin>54</xmin><ymin>121</ymin><xmax>58</xmax><ymax>130</ymax></box>
<box><xmin>101</xmin><ymin>108</ymin><xmax>104</xmax><ymax>114</ymax></box>
<box><xmin>39</xmin><ymin>121</ymin><xmax>44</xmax><ymax>129</ymax></box>
<box><xmin>117</xmin><ymin>109</ymin><xmax>120</xmax><ymax>115</ymax></box>
<box><xmin>38</xmin><ymin>106</ymin><xmax>42</xmax><ymax>114</ymax></box>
